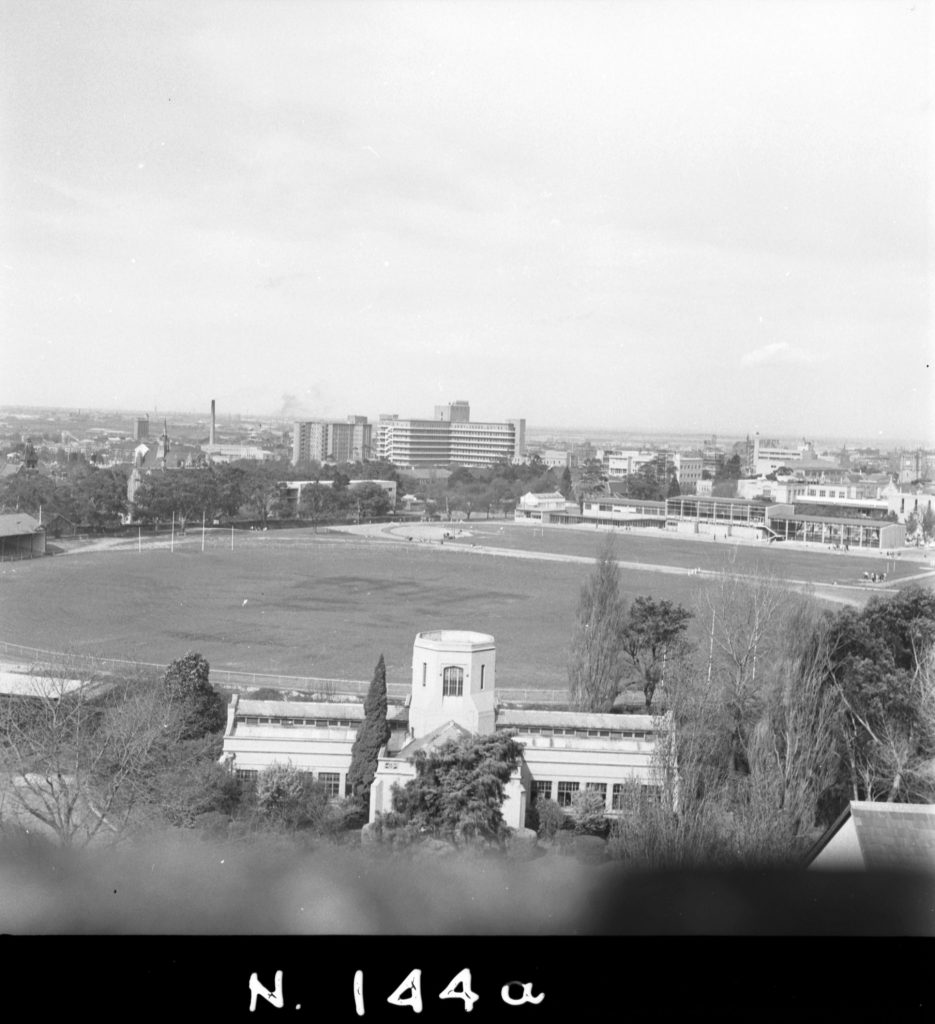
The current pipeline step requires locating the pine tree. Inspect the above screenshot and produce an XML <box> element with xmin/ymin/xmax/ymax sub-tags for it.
<box><xmin>346</xmin><ymin>654</ymin><xmax>391</xmax><ymax>807</ymax></box>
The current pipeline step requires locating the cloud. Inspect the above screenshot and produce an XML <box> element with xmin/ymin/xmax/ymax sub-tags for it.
<box><xmin>741</xmin><ymin>342</ymin><xmax>827</xmax><ymax>367</ymax></box>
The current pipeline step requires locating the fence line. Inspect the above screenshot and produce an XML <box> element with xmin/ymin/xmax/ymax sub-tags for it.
<box><xmin>0</xmin><ymin>638</ymin><xmax>568</xmax><ymax>704</ymax></box>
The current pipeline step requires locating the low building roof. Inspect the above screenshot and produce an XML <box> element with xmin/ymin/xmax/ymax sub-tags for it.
<box><xmin>807</xmin><ymin>801</ymin><xmax>935</xmax><ymax>871</ymax></box>
<box><xmin>497</xmin><ymin>709</ymin><xmax>655</xmax><ymax>732</ymax></box>
<box><xmin>773</xmin><ymin>512</ymin><xmax>899</xmax><ymax>526</ymax></box>
<box><xmin>235</xmin><ymin>699</ymin><xmax>408</xmax><ymax>723</ymax></box>
<box><xmin>0</xmin><ymin>513</ymin><xmax>42</xmax><ymax>537</ymax></box>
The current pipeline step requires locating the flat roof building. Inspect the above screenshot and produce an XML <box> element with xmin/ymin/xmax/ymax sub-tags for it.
<box><xmin>377</xmin><ymin>404</ymin><xmax>525</xmax><ymax>468</ymax></box>
<box><xmin>220</xmin><ymin>630</ymin><xmax>660</xmax><ymax>830</ymax></box>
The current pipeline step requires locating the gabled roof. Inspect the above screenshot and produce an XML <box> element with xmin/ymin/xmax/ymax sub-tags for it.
<box><xmin>393</xmin><ymin>720</ymin><xmax>472</xmax><ymax>759</ymax></box>
<box><xmin>0</xmin><ymin>513</ymin><xmax>42</xmax><ymax>537</ymax></box>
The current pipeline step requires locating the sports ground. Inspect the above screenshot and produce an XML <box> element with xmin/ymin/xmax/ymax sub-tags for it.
<box><xmin>1</xmin><ymin>521</ymin><xmax>932</xmax><ymax>692</ymax></box>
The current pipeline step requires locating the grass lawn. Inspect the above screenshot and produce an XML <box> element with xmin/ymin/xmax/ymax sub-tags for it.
<box><xmin>446</xmin><ymin>520</ymin><xmax>922</xmax><ymax>583</ymax></box>
<box><xmin>1</xmin><ymin>525</ymin><xmax>931</xmax><ymax>692</ymax></box>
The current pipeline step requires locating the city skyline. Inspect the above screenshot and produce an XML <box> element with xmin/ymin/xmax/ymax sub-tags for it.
<box><xmin>2</xmin><ymin>1</ymin><xmax>931</xmax><ymax>442</ymax></box>
<box><xmin>2</xmin><ymin>400</ymin><xmax>927</xmax><ymax>454</ymax></box>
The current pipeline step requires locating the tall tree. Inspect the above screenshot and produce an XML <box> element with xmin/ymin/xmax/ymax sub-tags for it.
<box><xmin>346</xmin><ymin>655</ymin><xmax>391</xmax><ymax>808</ymax></box>
<box><xmin>573</xmin><ymin>458</ymin><xmax>606</xmax><ymax>510</ymax></box>
<box><xmin>817</xmin><ymin>586</ymin><xmax>935</xmax><ymax>807</ymax></box>
<box><xmin>559</xmin><ymin>466</ymin><xmax>573</xmax><ymax>500</ymax></box>
<box><xmin>619</xmin><ymin>596</ymin><xmax>692</xmax><ymax>709</ymax></box>
<box><xmin>162</xmin><ymin>652</ymin><xmax>226</xmax><ymax>741</ymax></box>
<box><xmin>567</xmin><ymin>536</ymin><xmax>626</xmax><ymax>711</ymax></box>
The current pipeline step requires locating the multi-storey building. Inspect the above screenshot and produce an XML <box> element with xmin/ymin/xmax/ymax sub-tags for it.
<box><xmin>292</xmin><ymin>417</ymin><xmax>372</xmax><ymax>465</ymax></box>
<box><xmin>602</xmin><ymin>449</ymin><xmax>658</xmax><ymax>479</ymax></box>
<box><xmin>752</xmin><ymin>434</ymin><xmax>810</xmax><ymax>475</ymax></box>
<box><xmin>329</xmin><ymin>416</ymin><xmax>372</xmax><ymax>463</ymax></box>
<box><xmin>376</xmin><ymin>404</ymin><xmax>525</xmax><ymax>468</ymax></box>
<box><xmin>672</xmin><ymin>452</ymin><xmax>703</xmax><ymax>489</ymax></box>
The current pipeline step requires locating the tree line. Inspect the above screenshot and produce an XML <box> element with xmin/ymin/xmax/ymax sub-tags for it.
<box><xmin>565</xmin><ymin>537</ymin><xmax>935</xmax><ymax>866</ymax></box>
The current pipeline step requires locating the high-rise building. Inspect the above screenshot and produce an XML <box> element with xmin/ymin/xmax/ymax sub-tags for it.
<box><xmin>292</xmin><ymin>417</ymin><xmax>372</xmax><ymax>465</ymax></box>
<box><xmin>132</xmin><ymin>416</ymin><xmax>149</xmax><ymax>441</ymax></box>
<box><xmin>376</xmin><ymin>404</ymin><xmax>525</xmax><ymax>468</ymax></box>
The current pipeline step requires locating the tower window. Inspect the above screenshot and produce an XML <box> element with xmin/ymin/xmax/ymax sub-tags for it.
<box><xmin>442</xmin><ymin>666</ymin><xmax>464</xmax><ymax>696</ymax></box>
<box><xmin>422</xmin><ymin>662</ymin><xmax>427</xmax><ymax>686</ymax></box>
<box><xmin>480</xmin><ymin>664</ymin><xmax>486</xmax><ymax>690</ymax></box>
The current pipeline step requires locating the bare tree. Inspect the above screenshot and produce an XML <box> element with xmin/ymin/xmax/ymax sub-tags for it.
<box><xmin>0</xmin><ymin>658</ymin><xmax>174</xmax><ymax>846</ymax></box>
<box><xmin>697</xmin><ymin>570</ymin><xmax>796</xmax><ymax>775</ymax></box>
<box><xmin>608</xmin><ymin>580</ymin><xmax>841</xmax><ymax>869</ymax></box>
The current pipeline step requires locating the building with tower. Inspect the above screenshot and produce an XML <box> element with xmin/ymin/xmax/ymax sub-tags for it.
<box><xmin>220</xmin><ymin>630</ymin><xmax>660</xmax><ymax>829</ymax></box>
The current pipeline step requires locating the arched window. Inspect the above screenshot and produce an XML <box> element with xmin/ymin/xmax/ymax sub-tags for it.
<box><xmin>442</xmin><ymin>666</ymin><xmax>464</xmax><ymax>696</ymax></box>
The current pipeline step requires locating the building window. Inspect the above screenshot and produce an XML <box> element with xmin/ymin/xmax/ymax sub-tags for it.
<box><xmin>443</xmin><ymin>666</ymin><xmax>463</xmax><ymax>696</ymax></box>
<box><xmin>556</xmin><ymin>781</ymin><xmax>579</xmax><ymax>808</ymax></box>
<box><xmin>318</xmin><ymin>772</ymin><xmax>340</xmax><ymax>798</ymax></box>
<box><xmin>480</xmin><ymin>664</ymin><xmax>486</xmax><ymax>690</ymax></box>
<box><xmin>586</xmin><ymin>782</ymin><xmax>607</xmax><ymax>806</ymax></box>
<box><xmin>236</xmin><ymin>769</ymin><xmax>258</xmax><ymax>784</ymax></box>
<box><xmin>422</xmin><ymin>662</ymin><xmax>427</xmax><ymax>687</ymax></box>
<box><xmin>531</xmin><ymin>780</ymin><xmax>551</xmax><ymax>804</ymax></box>
<box><xmin>612</xmin><ymin>784</ymin><xmax>626</xmax><ymax>810</ymax></box>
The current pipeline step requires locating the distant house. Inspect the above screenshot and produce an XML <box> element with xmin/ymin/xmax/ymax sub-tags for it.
<box><xmin>806</xmin><ymin>801</ymin><xmax>935</xmax><ymax>873</ymax></box>
<box><xmin>514</xmin><ymin>491</ymin><xmax>572</xmax><ymax>522</ymax></box>
<box><xmin>0</xmin><ymin>513</ymin><xmax>46</xmax><ymax>560</ymax></box>
<box><xmin>42</xmin><ymin>513</ymin><xmax>79</xmax><ymax>539</ymax></box>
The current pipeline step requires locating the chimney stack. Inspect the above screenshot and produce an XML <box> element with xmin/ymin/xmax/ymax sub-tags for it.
<box><xmin>210</xmin><ymin>399</ymin><xmax>216</xmax><ymax>445</ymax></box>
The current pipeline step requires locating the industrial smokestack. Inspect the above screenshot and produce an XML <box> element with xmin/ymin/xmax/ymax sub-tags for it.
<box><xmin>210</xmin><ymin>399</ymin><xmax>216</xmax><ymax>445</ymax></box>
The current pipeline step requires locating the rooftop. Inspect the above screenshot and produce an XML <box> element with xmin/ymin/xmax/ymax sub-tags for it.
<box><xmin>416</xmin><ymin>630</ymin><xmax>495</xmax><ymax>646</ymax></box>
<box><xmin>497</xmin><ymin>709</ymin><xmax>656</xmax><ymax>732</ymax></box>
<box><xmin>0</xmin><ymin>513</ymin><xmax>42</xmax><ymax>537</ymax></box>
<box><xmin>235</xmin><ymin>699</ymin><xmax>408</xmax><ymax>723</ymax></box>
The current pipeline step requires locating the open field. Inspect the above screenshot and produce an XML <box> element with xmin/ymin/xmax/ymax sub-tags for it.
<box><xmin>438</xmin><ymin>520</ymin><xmax>928</xmax><ymax>581</ymax></box>
<box><xmin>1</xmin><ymin>525</ymin><xmax>932</xmax><ymax>692</ymax></box>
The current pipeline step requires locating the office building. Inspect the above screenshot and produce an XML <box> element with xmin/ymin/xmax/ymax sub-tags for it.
<box><xmin>376</xmin><ymin>403</ymin><xmax>525</xmax><ymax>468</ymax></box>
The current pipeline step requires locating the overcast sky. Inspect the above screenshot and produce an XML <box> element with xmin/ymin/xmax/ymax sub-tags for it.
<box><xmin>2</xmin><ymin>1</ymin><xmax>932</xmax><ymax>443</ymax></box>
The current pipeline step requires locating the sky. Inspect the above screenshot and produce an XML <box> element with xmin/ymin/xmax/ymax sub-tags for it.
<box><xmin>2</xmin><ymin>0</ymin><xmax>932</xmax><ymax>444</ymax></box>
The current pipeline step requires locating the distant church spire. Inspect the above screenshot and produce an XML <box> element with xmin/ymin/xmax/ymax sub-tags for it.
<box><xmin>159</xmin><ymin>418</ymin><xmax>170</xmax><ymax>469</ymax></box>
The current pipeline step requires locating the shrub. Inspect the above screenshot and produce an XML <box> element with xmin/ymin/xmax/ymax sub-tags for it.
<box><xmin>536</xmin><ymin>798</ymin><xmax>567</xmax><ymax>840</ymax></box>
<box><xmin>570</xmin><ymin>789</ymin><xmax>610</xmax><ymax>838</ymax></box>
